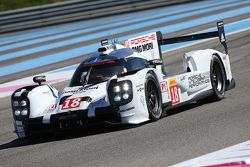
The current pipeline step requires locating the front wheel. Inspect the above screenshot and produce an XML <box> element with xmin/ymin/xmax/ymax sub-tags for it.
<box><xmin>145</xmin><ymin>72</ymin><xmax>162</xmax><ymax>121</ymax></box>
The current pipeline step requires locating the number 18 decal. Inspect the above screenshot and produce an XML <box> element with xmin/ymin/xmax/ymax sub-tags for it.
<box><xmin>62</xmin><ymin>97</ymin><xmax>82</xmax><ymax>110</ymax></box>
<box><xmin>168</xmin><ymin>78</ymin><xmax>180</xmax><ymax>105</ymax></box>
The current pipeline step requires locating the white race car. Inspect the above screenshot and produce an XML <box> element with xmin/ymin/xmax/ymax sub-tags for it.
<box><xmin>11</xmin><ymin>21</ymin><xmax>235</xmax><ymax>138</ymax></box>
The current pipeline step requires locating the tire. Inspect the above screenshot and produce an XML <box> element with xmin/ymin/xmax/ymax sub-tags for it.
<box><xmin>145</xmin><ymin>72</ymin><xmax>162</xmax><ymax>121</ymax></box>
<box><xmin>210</xmin><ymin>55</ymin><xmax>226</xmax><ymax>101</ymax></box>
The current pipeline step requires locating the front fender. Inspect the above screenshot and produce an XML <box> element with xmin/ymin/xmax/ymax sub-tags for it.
<box><xmin>11</xmin><ymin>85</ymin><xmax>58</xmax><ymax>119</ymax></box>
<box><xmin>115</xmin><ymin>69</ymin><xmax>153</xmax><ymax>124</ymax></box>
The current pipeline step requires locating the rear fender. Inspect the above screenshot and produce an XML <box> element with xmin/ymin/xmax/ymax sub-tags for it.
<box><xmin>183</xmin><ymin>49</ymin><xmax>232</xmax><ymax>81</ymax></box>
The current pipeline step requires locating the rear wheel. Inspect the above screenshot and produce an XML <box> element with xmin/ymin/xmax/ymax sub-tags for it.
<box><xmin>145</xmin><ymin>72</ymin><xmax>162</xmax><ymax>121</ymax></box>
<box><xmin>210</xmin><ymin>55</ymin><xmax>226</xmax><ymax>101</ymax></box>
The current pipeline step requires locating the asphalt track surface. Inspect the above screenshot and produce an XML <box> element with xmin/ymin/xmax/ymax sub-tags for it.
<box><xmin>0</xmin><ymin>2</ymin><xmax>250</xmax><ymax>167</ymax></box>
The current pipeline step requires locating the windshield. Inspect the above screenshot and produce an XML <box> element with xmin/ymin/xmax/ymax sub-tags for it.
<box><xmin>70</xmin><ymin>56</ymin><xmax>148</xmax><ymax>87</ymax></box>
<box><xmin>70</xmin><ymin>63</ymin><xmax>126</xmax><ymax>86</ymax></box>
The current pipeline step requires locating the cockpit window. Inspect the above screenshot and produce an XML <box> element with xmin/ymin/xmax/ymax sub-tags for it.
<box><xmin>70</xmin><ymin>62</ymin><xmax>126</xmax><ymax>86</ymax></box>
<box><xmin>126</xmin><ymin>57</ymin><xmax>148</xmax><ymax>71</ymax></box>
<box><xmin>109</xmin><ymin>48</ymin><xmax>134</xmax><ymax>58</ymax></box>
<box><xmin>84</xmin><ymin>48</ymin><xmax>134</xmax><ymax>65</ymax></box>
<box><xmin>70</xmin><ymin>50</ymin><xmax>148</xmax><ymax>87</ymax></box>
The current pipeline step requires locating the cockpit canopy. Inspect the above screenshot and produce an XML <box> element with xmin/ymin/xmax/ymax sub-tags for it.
<box><xmin>70</xmin><ymin>48</ymin><xmax>149</xmax><ymax>87</ymax></box>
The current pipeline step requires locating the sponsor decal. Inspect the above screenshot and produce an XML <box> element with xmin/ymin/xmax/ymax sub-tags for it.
<box><xmin>80</xmin><ymin>86</ymin><xmax>98</xmax><ymax>91</ymax></box>
<box><xmin>140</xmin><ymin>95</ymin><xmax>145</xmax><ymax>107</ymax></box>
<box><xmin>124</xmin><ymin>40</ymin><xmax>130</xmax><ymax>48</ymax></box>
<box><xmin>63</xmin><ymin>86</ymin><xmax>99</xmax><ymax>94</ymax></box>
<box><xmin>61</xmin><ymin>97</ymin><xmax>83</xmax><ymax>110</ymax></box>
<box><xmin>180</xmin><ymin>76</ymin><xmax>185</xmax><ymax>81</ymax></box>
<box><xmin>168</xmin><ymin>78</ymin><xmax>180</xmax><ymax>105</ymax></box>
<box><xmin>161</xmin><ymin>81</ymin><xmax>167</xmax><ymax>92</ymax></box>
<box><xmin>136</xmin><ymin>84</ymin><xmax>143</xmax><ymax>88</ymax></box>
<box><xmin>45</xmin><ymin>104</ymin><xmax>56</xmax><ymax>113</ymax></box>
<box><xmin>125</xmin><ymin>32</ymin><xmax>160</xmax><ymax>60</ymax></box>
<box><xmin>42</xmin><ymin>91</ymin><xmax>51</xmax><ymax>95</ymax></box>
<box><xmin>132</xmin><ymin>42</ymin><xmax>154</xmax><ymax>53</ymax></box>
<box><xmin>136</xmin><ymin>83</ymin><xmax>144</xmax><ymax>92</ymax></box>
<box><xmin>120</xmin><ymin>106</ymin><xmax>135</xmax><ymax>112</ymax></box>
<box><xmin>130</xmin><ymin>34</ymin><xmax>156</xmax><ymax>45</ymax></box>
<box><xmin>137</xmin><ymin>87</ymin><xmax>144</xmax><ymax>92</ymax></box>
<box><xmin>188</xmin><ymin>73</ymin><xmax>210</xmax><ymax>88</ymax></box>
<box><xmin>63</xmin><ymin>90</ymin><xmax>78</xmax><ymax>94</ymax></box>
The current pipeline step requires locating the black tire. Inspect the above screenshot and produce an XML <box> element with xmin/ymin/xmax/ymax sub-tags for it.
<box><xmin>210</xmin><ymin>55</ymin><xmax>226</xmax><ymax>101</ymax></box>
<box><xmin>145</xmin><ymin>72</ymin><xmax>162</xmax><ymax>121</ymax></box>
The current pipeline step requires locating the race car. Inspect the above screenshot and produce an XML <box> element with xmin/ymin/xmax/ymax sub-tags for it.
<box><xmin>11</xmin><ymin>21</ymin><xmax>235</xmax><ymax>138</ymax></box>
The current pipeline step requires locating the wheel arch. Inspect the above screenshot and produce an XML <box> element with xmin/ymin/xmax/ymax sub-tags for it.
<box><xmin>208</xmin><ymin>54</ymin><xmax>227</xmax><ymax>101</ymax></box>
<box><xmin>146</xmin><ymin>70</ymin><xmax>163</xmax><ymax>101</ymax></box>
<box><xmin>144</xmin><ymin>70</ymin><xmax>163</xmax><ymax>121</ymax></box>
<box><xmin>184</xmin><ymin>49</ymin><xmax>227</xmax><ymax>74</ymax></box>
<box><xmin>212</xmin><ymin>53</ymin><xmax>227</xmax><ymax>80</ymax></box>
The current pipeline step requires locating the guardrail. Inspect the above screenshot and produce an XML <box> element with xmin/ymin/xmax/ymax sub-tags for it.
<box><xmin>0</xmin><ymin>0</ymin><xmax>201</xmax><ymax>34</ymax></box>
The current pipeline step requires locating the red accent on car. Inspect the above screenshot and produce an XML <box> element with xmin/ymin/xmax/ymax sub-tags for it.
<box><xmin>84</xmin><ymin>60</ymin><xmax>116</xmax><ymax>67</ymax></box>
<box><xmin>130</xmin><ymin>34</ymin><xmax>156</xmax><ymax>45</ymax></box>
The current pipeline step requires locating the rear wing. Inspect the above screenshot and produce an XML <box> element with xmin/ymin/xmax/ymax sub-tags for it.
<box><xmin>159</xmin><ymin>21</ymin><xmax>228</xmax><ymax>54</ymax></box>
<box><xmin>125</xmin><ymin>21</ymin><xmax>228</xmax><ymax>62</ymax></box>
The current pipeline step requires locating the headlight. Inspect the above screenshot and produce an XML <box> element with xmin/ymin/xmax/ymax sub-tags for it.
<box><xmin>123</xmin><ymin>83</ymin><xmax>129</xmax><ymax>91</ymax></box>
<box><xmin>12</xmin><ymin>97</ymin><xmax>29</xmax><ymax>118</ymax></box>
<box><xmin>113</xmin><ymin>85</ymin><xmax>121</xmax><ymax>93</ymax></box>
<box><xmin>114</xmin><ymin>95</ymin><xmax>121</xmax><ymax>102</ymax></box>
<box><xmin>21</xmin><ymin>109</ymin><xmax>28</xmax><ymax>116</ymax></box>
<box><xmin>13</xmin><ymin>101</ymin><xmax>19</xmax><ymax>107</ymax></box>
<box><xmin>14</xmin><ymin>110</ymin><xmax>21</xmax><ymax>116</ymax></box>
<box><xmin>20</xmin><ymin>100</ymin><xmax>27</xmax><ymax>107</ymax></box>
<box><xmin>108</xmin><ymin>80</ymin><xmax>133</xmax><ymax>106</ymax></box>
<box><xmin>123</xmin><ymin>93</ymin><xmax>129</xmax><ymax>100</ymax></box>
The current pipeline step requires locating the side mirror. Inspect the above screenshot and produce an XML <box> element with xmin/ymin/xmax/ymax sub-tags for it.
<box><xmin>33</xmin><ymin>76</ymin><xmax>46</xmax><ymax>85</ymax></box>
<box><xmin>149</xmin><ymin>59</ymin><xmax>163</xmax><ymax>66</ymax></box>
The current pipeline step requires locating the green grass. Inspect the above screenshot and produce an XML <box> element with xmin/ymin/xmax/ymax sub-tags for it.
<box><xmin>0</xmin><ymin>0</ymin><xmax>68</xmax><ymax>12</ymax></box>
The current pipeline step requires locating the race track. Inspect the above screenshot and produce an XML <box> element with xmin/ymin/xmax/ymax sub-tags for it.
<box><xmin>0</xmin><ymin>0</ymin><xmax>250</xmax><ymax>166</ymax></box>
